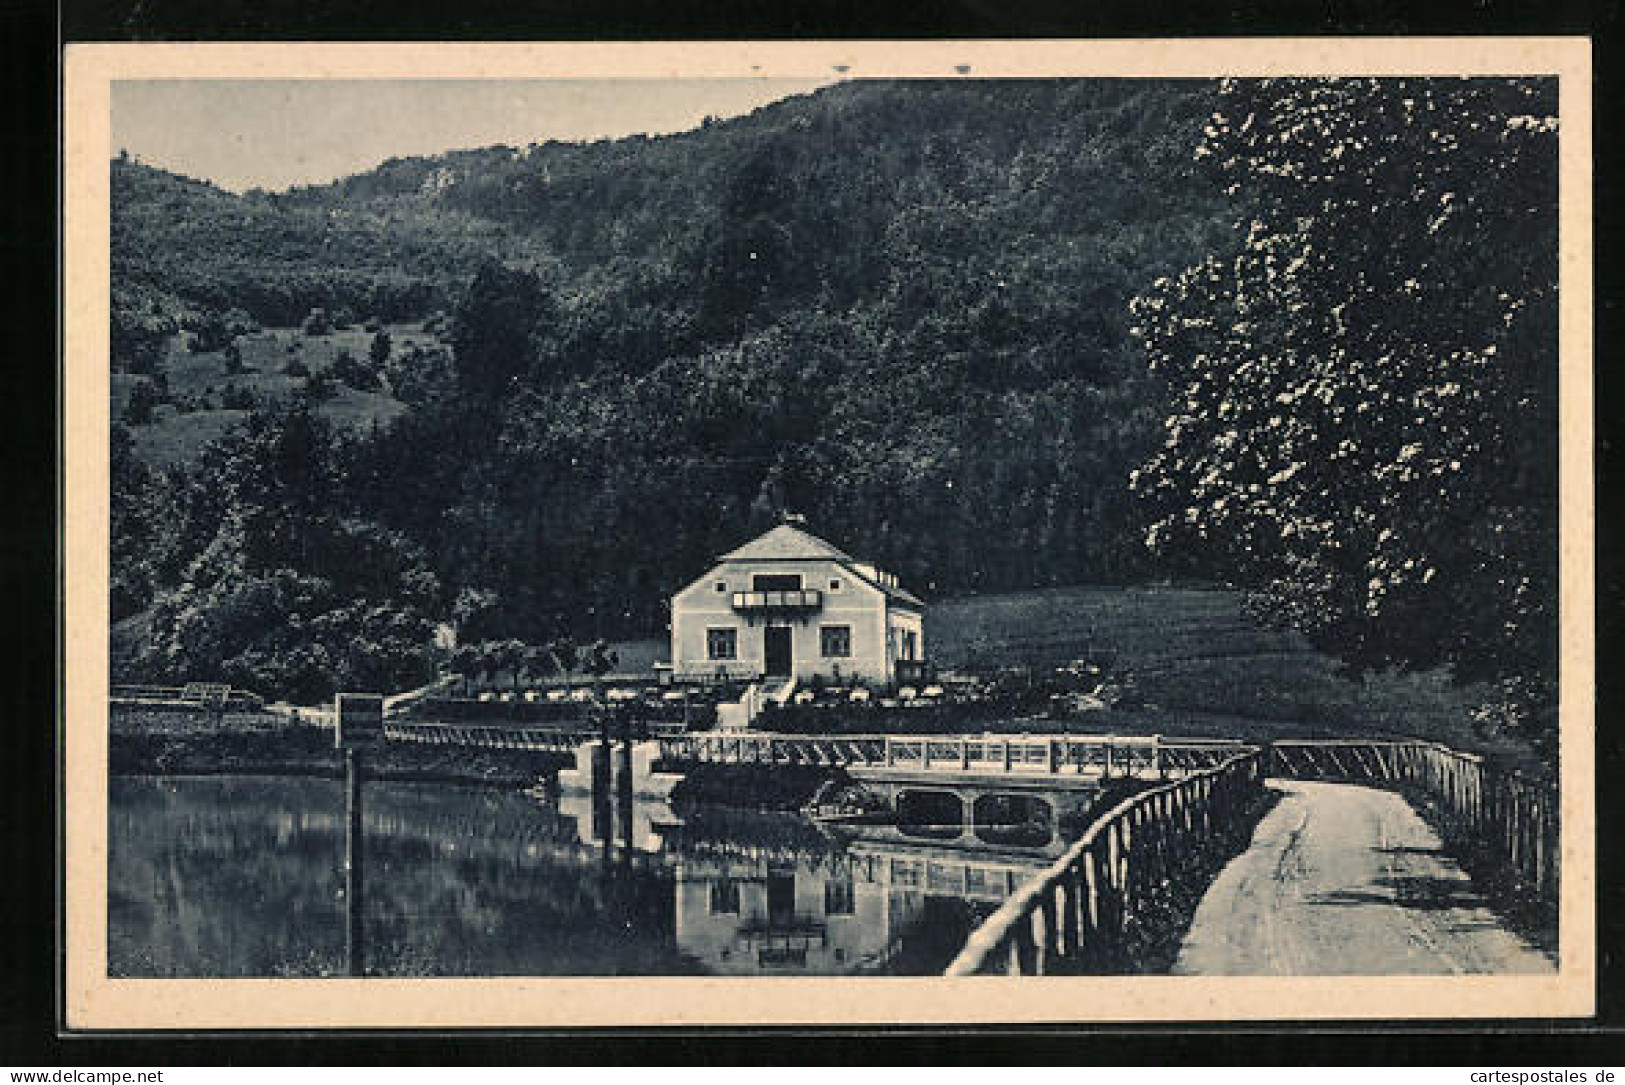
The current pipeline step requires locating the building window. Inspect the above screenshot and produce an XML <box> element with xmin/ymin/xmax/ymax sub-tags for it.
<box><xmin>710</xmin><ymin>880</ymin><xmax>740</xmax><ymax>915</ymax></box>
<box><xmin>707</xmin><ymin>627</ymin><xmax>738</xmax><ymax>660</ymax></box>
<box><xmin>828</xmin><ymin>578</ymin><xmax>841</xmax><ymax>591</ymax></box>
<box><xmin>900</xmin><ymin>629</ymin><xmax>919</xmax><ymax>662</ymax></box>
<box><xmin>820</xmin><ymin>625</ymin><xmax>852</xmax><ymax>658</ymax></box>
<box><xmin>824</xmin><ymin>878</ymin><xmax>855</xmax><ymax>915</ymax></box>
<box><xmin>753</xmin><ymin>573</ymin><xmax>802</xmax><ymax>591</ymax></box>
<box><xmin>714</xmin><ymin>580</ymin><xmax>728</xmax><ymax>592</ymax></box>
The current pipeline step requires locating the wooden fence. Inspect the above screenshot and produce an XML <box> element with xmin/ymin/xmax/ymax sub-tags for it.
<box><xmin>1269</xmin><ymin>739</ymin><xmax>1559</xmax><ymax>919</ymax></box>
<box><xmin>944</xmin><ymin>748</ymin><xmax>1267</xmax><ymax>975</ymax></box>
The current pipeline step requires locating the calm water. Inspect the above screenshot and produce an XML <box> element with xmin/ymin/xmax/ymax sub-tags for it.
<box><xmin>109</xmin><ymin>774</ymin><xmax>1065</xmax><ymax>977</ymax></box>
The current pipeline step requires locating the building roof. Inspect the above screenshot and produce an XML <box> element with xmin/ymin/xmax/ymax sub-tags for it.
<box><xmin>716</xmin><ymin>523</ymin><xmax>925</xmax><ymax>609</ymax></box>
<box><xmin>719</xmin><ymin>523</ymin><xmax>854</xmax><ymax>563</ymax></box>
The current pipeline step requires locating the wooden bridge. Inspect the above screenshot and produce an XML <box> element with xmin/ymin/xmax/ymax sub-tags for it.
<box><xmin>944</xmin><ymin>739</ymin><xmax>1558</xmax><ymax>976</ymax></box>
<box><xmin>380</xmin><ymin>720</ymin><xmax>1247</xmax><ymax>781</ymax></box>
<box><xmin>362</xmin><ymin>702</ymin><xmax>1560</xmax><ymax>977</ymax></box>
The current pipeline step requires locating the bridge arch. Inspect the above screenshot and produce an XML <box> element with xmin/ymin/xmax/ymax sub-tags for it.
<box><xmin>895</xmin><ymin>789</ymin><xmax>969</xmax><ymax>840</ymax></box>
<box><xmin>971</xmin><ymin>793</ymin><xmax>1053</xmax><ymax>848</ymax></box>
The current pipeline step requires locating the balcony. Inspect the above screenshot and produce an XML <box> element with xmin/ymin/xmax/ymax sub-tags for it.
<box><xmin>731</xmin><ymin>589</ymin><xmax>823</xmax><ymax>613</ymax></box>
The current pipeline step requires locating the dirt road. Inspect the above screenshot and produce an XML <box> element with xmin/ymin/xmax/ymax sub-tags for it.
<box><xmin>1172</xmin><ymin>779</ymin><xmax>1554</xmax><ymax>975</ymax></box>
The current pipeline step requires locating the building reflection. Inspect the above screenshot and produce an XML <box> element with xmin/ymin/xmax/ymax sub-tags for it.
<box><xmin>557</xmin><ymin>789</ymin><xmax>1060</xmax><ymax>975</ymax></box>
<box><xmin>110</xmin><ymin>773</ymin><xmax>1076</xmax><ymax>978</ymax></box>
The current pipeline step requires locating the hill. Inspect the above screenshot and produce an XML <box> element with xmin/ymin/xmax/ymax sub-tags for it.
<box><xmin>107</xmin><ymin>78</ymin><xmax>1250</xmax><ymax>703</ymax></box>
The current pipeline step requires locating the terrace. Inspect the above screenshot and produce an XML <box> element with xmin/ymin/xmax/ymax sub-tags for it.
<box><xmin>730</xmin><ymin>589</ymin><xmax>823</xmax><ymax>613</ymax></box>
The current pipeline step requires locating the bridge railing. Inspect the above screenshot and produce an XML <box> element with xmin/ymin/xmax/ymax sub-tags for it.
<box><xmin>657</xmin><ymin>732</ymin><xmax>891</xmax><ymax>767</ymax></box>
<box><xmin>879</xmin><ymin>734</ymin><xmax>1248</xmax><ymax>778</ymax></box>
<box><xmin>1269</xmin><ymin>739</ymin><xmax>1558</xmax><ymax>920</ymax></box>
<box><xmin>944</xmin><ymin>748</ymin><xmax>1267</xmax><ymax>976</ymax></box>
<box><xmin>382</xmin><ymin>721</ymin><xmax>599</xmax><ymax>753</ymax></box>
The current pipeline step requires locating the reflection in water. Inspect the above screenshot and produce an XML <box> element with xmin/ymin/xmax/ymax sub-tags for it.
<box><xmin>109</xmin><ymin>774</ymin><xmax>1065</xmax><ymax>978</ymax></box>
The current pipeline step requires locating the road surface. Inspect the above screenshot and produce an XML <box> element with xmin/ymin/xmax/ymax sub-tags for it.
<box><xmin>1172</xmin><ymin>779</ymin><xmax>1555</xmax><ymax>975</ymax></box>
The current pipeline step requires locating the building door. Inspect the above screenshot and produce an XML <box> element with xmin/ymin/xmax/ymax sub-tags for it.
<box><xmin>766</xmin><ymin>872</ymin><xmax>796</xmax><ymax>924</ymax></box>
<box><xmin>764</xmin><ymin>626</ymin><xmax>792</xmax><ymax>676</ymax></box>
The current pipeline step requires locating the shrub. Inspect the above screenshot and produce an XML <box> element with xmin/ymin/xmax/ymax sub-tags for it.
<box><xmin>304</xmin><ymin>369</ymin><xmax>337</xmax><ymax>400</ymax></box>
<box><xmin>123</xmin><ymin>380</ymin><xmax>163</xmax><ymax>425</ymax></box>
<box><xmin>221</xmin><ymin>386</ymin><xmax>258</xmax><ymax>411</ymax></box>
<box><xmin>302</xmin><ymin>307</ymin><xmax>333</xmax><ymax>336</ymax></box>
<box><xmin>330</xmin><ymin>350</ymin><xmax>381</xmax><ymax>391</ymax></box>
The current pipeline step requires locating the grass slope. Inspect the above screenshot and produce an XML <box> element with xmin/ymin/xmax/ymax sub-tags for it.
<box><xmin>116</xmin><ymin>324</ymin><xmax>429</xmax><ymax>468</ymax></box>
<box><xmin>927</xmin><ymin>585</ymin><xmax>1536</xmax><ymax>766</ymax></box>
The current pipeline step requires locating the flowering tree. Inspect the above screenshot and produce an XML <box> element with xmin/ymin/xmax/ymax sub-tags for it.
<box><xmin>1130</xmin><ymin>78</ymin><xmax>1559</xmax><ymax>747</ymax></box>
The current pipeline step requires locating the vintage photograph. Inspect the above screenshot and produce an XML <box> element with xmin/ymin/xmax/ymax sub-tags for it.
<box><xmin>65</xmin><ymin>40</ymin><xmax>1593</xmax><ymax>1026</ymax></box>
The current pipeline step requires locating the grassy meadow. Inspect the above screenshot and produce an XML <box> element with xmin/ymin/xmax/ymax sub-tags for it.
<box><xmin>113</xmin><ymin>323</ymin><xmax>436</xmax><ymax>469</ymax></box>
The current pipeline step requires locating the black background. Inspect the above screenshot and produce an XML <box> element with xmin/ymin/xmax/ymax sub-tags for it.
<box><xmin>9</xmin><ymin>0</ymin><xmax>1623</xmax><ymax>1064</ymax></box>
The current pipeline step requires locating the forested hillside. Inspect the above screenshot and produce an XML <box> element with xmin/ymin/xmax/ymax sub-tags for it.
<box><xmin>109</xmin><ymin>75</ymin><xmax>1559</xmax><ymax>758</ymax></box>
<box><xmin>111</xmin><ymin>79</ymin><xmax>1237</xmax><ymax>699</ymax></box>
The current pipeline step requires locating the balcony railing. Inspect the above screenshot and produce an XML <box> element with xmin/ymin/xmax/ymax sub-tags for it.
<box><xmin>731</xmin><ymin>589</ymin><xmax>823</xmax><ymax>612</ymax></box>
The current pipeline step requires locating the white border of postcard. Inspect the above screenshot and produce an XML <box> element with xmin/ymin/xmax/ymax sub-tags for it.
<box><xmin>63</xmin><ymin>37</ymin><xmax>1595</xmax><ymax>1028</ymax></box>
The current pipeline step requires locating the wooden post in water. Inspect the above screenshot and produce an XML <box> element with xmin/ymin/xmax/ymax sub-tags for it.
<box><xmin>616</xmin><ymin>709</ymin><xmax>635</xmax><ymax>854</ymax></box>
<box><xmin>345</xmin><ymin>745</ymin><xmax>364</xmax><ymax>977</ymax></box>
<box><xmin>334</xmin><ymin>692</ymin><xmax>383</xmax><ymax>979</ymax></box>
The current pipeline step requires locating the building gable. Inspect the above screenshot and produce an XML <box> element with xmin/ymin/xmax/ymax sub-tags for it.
<box><xmin>717</xmin><ymin>523</ymin><xmax>854</xmax><ymax>563</ymax></box>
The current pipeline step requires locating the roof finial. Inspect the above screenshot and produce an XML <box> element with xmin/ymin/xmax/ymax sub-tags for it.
<box><xmin>781</xmin><ymin>510</ymin><xmax>807</xmax><ymax>526</ymax></box>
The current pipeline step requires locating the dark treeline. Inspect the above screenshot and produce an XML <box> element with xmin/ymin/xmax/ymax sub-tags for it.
<box><xmin>112</xmin><ymin>80</ymin><xmax>1234</xmax><ymax>698</ymax></box>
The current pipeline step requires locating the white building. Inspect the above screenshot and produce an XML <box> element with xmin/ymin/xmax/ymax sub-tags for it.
<box><xmin>670</xmin><ymin>521</ymin><xmax>925</xmax><ymax>687</ymax></box>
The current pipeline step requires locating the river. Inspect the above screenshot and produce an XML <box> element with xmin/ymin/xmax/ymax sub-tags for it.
<box><xmin>108</xmin><ymin>774</ymin><xmax>1063</xmax><ymax>977</ymax></box>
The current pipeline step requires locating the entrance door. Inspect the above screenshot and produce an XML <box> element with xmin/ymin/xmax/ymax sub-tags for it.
<box><xmin>766</xmin><ymin>872</ymin><xmax>796</xmax><ymax>924</ymax></box>
<box><xmin>764</xmin><ymin>626</ymin><xmax>792</xmax><ymax>676</ymax></box>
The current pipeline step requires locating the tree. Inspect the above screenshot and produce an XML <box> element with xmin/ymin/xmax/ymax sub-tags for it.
<box><xmin>186</xmin><ymin>307</ymin><xmax>254</xmax><ymax>354</ymax></box>
<box><xmin>546</xmin><ymin>635</ymin><xmax>579</xmax><ymax>680</ymax></box>
<box><xmin>330</xmin><ymin>349</ymin><xmax>381</xmax><ymax>391</ymax></box>
<box><xmin>449</xmin><ymin>643</ymin><xmax>481</xmax><ymax>695</ymax></box>
<box><xmin>369</xmin><ymin>328</ymin><xmax>393</xmax><ymax>368</ymax></box>
<box><xmin>383</xmin><ymin>344</ymin><xmax>455</xmax><ymax>406</ymax></box>
<box><xmin>450</xmin><ymin>262</ymin><xmax>555</xmax><ymax>396</ymax></box>
<box><xmin>496</xmin><ymin>638</ymin><xmax>527</xmax><ymax>692</ymax></box>
<box><xmin>123</xmin><ymin>380</ymin><xmax>163</xmax><ymax>426</ymax></box>
<box><xmin>302</xmin><ymin>368</ymin><xmax>337</xmax><ymax>401</ymax></box>
<box><xmin>1130</xmin><ymin>77</ymin><xmax>1559</xmax><ymax>748</ymax></box>
<box><xmin>521</xmin><ymin>643</ymin><xmax>550</xmax><ymax>690</ymax></box>
<box><xmin>302</xmin><ymin>307</ymin><xmax>333</xmax><ymax>336</ymax></box>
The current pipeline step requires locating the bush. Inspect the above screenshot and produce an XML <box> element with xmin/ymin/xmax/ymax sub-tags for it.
<box><xmin>330</xmin><ymin>350</ymin><xmax>381</xmax><ymax>392</ymax></box>
<box><xmin>123</xmin><ymin>380</ymin><xmax>163</xmax><ymax>425</ymax></box>
<box><xmin>304</xmin><ymin>369</ymin><xmax>337</xmax><ymax>400</ymax></box>
<box><xmin>221</xmin><ymin>386</ymin><xmax>258</xmax><ymax>411</ymax></box>
<box><xmin>369</xmin><ymin>328</ymin><xmax>392</xmax><ymax>368</ymax></box>
<box><xmin>302</xmin><ymin>307</ymin><xmax>333</xmax><ymax>336</ymax></box>
<box><xmin>383</xmin><ymin>344</ymin><xmax>455</xmax><ymax>406</ymax></box>
<box><xmin>283</xmin><ymin>358</ymin><xmax>310</xmax><ymax>378</ymax></box>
